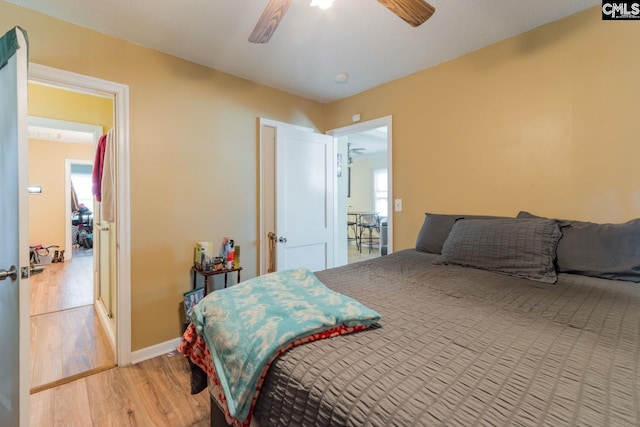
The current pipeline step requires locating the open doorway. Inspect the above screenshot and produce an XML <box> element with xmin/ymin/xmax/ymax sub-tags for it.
<box><xmin>27</xmin><ymin>105</ymin><xmax>116</xmax><ymax>392</ymax></box>
<box><xmin>328</xmin><ymin>116</ymin><xmax>393</xmax><ymax>267</ymax></box>
<box><xmin>27</xmin><ymin>63</ymin><xmax>132</xmax><ymax>370</ymax></box>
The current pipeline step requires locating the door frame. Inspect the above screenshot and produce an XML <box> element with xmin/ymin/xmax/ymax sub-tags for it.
<box><xmin>327</xmin><ymin>116</ymin><xmax>394</xmax><ymax>258</ymax></box>
<box><xmin>28</xmin><ymin>64</ymin><xmax>132</xmax><ymax>365</ymax></box>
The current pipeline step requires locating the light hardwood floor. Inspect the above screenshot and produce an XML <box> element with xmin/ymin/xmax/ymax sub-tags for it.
<box><xmin>30</xmin><ymin>304</ymin><xmax>116</xmax><ymax>392</ymax></box>
<box><xmin>30</xmin><ymin>247</ymin><xmax>115</xmax><ymax>392</ymax></box>
<box><xmin>30</xmin><ymin>247</ymin><xmax>94</xmax><ymax>316</ymax></box>
<box><xmin>30</xmin><ymin>354</ymin><xmax>210</xmax><ymax>426</ymax></box>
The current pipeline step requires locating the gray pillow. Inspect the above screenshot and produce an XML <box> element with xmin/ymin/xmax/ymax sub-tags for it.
<box><xmin>415</xmin><ymin>213</ymin><xmax>508</xmax><ymax>254</ymax></box>
<box><xmin>518</xmin><ymin>211</ymin><xmax>640</xmax><ymax>282</ymax></box>
<box><xmin>436</xmin><ymin>218</ymin><xmax>563</xmax><ymax>283</ymax></box>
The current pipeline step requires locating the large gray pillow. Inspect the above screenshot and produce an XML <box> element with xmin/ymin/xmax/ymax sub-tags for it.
<box><xmin>415</xmin><ymin>213</ymin><xmax>507</xmax><ymax>254</ymax></box>
<box><xmin>436</xmin><ymin>218</ymin><xmax>563</xmax><ymax>283</ymax></box>
<box><xmin>518</xmin><ymin>211</ymin><xmax>640</xmax><ymax>282</ymax></box>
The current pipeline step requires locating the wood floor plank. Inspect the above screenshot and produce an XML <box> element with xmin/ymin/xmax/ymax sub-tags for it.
<box><xmin>31</xmin><ymin>355</ymin><xmax>211</xmax><ymax>426</ymax></box>
<box><xmin>63</xmin><ymin>355</ymin><xmax>92</xmax><ymax>378</ymax></box>
<box><xmin>91</xmin><ymin>409</ymin><xmax>144</xmax><ymax>427</ymax></box>
<box><xmin>31</xmin><ymin>329</ymin><xmax>63</xmax><ymax>388</ymax></box>
<box><xmin>126</xmin><ymin>359</ymin><xmax>183</xmax><ymax>426</ymax></box>
<box><xmin>37</xmin><ymin>351</ymin><xmax>63</xmax><ymax>386</ymax></box>
<box><xmin>30</xmin><ymin>387</ymin><xmax>54</xmax><ymax>425</ymax></box>
<box><xmin>84</xmin><ymin>364</ymin><xmax>127</xmax><ymax>420</ymax></box>
<box><xmin>155</xmin><ymin>358</ymin><xmax>202</xmax><ymax>424</ymax></box>
<box><xmin>131</xmin><ymin>356</ymin><xmax>210</xmax><ymax>426</ymax></box>
<box><xmin>30</xmin><ymin>315</ymin><xmax>37</xmax><ymax>382</ymax></box>
<box><xmin>30</xmin><ymin>246</ymin><xmax>115</xmax><ymax>392</ymax></box>
<box><xmin>53</xmin><ymin>378</ymin><xmax>93</xmax><ymax>426</ymax></box>
<box><xmin>54</xmin><ymin>355</ymin><xmax>209</xmax><ymax>427</ymax></box>
<box><xmin>30</xmin><ymin>365</ymin><xmax>115</xmax><ymax>395</ymax></box>
<box><xmin>30</xmin><ymin>247</ymin><xmax>94</xmax><ymax>316</ymax></box>
<box><xmin>164</xmin><ymin>356</ymin><xmax>210</xmax><ymax>423</ymax></box>
<box><xmin>31</xmin><ymin>305</ymin><xmax>115</xmax><ymax>391</ymax></box>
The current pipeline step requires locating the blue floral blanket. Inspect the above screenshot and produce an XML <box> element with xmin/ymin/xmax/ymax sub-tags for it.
<box><xmin>189</xmin><ymin>267</ymin><xmax>381</xmax><ymax>422</ymax></box>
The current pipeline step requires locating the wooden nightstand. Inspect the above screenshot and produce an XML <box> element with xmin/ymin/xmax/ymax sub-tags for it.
<box><xmin>192</xmin><ymin>264</ymin><xmax>242</xmax><ymax>295</ymax></box>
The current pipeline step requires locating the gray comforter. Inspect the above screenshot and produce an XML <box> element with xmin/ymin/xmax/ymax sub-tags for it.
<box><xmin>247</xmin><ymin>250</ymin><xmax>640</xmax><ymax>426</ymax></box>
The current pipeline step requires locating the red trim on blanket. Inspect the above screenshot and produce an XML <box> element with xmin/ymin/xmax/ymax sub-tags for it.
<box><xmin>178</xmin><ymin>322</ymin><xmax>371</xmax><ymax>427</ymax></box>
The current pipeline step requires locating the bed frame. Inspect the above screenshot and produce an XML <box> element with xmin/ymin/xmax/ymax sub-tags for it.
<box><xmin>210</xmin><ymin>397</ymin><xmax>227</xmax><ymax>427</ymax></box>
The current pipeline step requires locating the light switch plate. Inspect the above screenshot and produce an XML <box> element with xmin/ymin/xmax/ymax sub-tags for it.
<box><xmin>394</xmin><ymin>199</ymin><xmax>403</xmax><ymax>212</ymax></box>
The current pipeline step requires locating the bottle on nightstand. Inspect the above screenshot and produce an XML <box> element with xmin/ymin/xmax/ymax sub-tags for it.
<box><xmin>233</xmin><ymin>246</ymin><xmax>240</xmax><ymax>269</ymax></box>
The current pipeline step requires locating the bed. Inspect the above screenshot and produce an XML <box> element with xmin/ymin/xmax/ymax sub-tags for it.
<box><xmin>180</xmin><ymin>213</ymin><xmax>640</xmax><ymax>426</ymax></box>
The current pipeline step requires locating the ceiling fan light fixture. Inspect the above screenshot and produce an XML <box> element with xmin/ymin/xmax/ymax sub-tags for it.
<box><xmin>250</xmin><ymin>0</ymin><xmax>434</xmax><ymax>44</ymax></box>
<box><xmin>310</xmin><ymin>0</ymin><xmax>335</xmax><ymax>10</ymax></box>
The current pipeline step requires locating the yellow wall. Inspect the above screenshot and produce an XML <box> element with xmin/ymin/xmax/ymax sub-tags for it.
<box><xmin>28</xmin><ymin>140</ymin><xmax>94</xmax><ymax>251</ymax></box>
<box><xmin>325</xmin><ymin>7</ymin><xmax>640</xmax><ymax>250</ymax></box>
<box><xmin>29</xmin><ymin>83</ymin><xmax>114</xmax><ymax>132</ymax></box>
<box><xmin>27</xmin><ymin>83</ymin><xmax>113</xmax><ymax>253</ymax></box>
<box><xmin>1</xmin><ymin>1</ymin><xmax>327</xmax><ymax>351</ymax></box>
<box><xmin>5</xmin><ymin>4</ymin><xmax>639</xmax><ymax>352</ymax></box>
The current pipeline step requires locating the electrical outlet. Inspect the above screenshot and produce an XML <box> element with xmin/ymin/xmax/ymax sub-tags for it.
<box><xmin>394</xmin><ymin>199</ymin><xmax>403</xmax><ymax>212</ymax></box>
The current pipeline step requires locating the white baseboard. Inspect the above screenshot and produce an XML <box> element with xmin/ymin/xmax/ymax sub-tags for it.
<box><xmin>130</xmin><ymin>336</ymin><xmax>183</xmax><ymax>365</ymax></box>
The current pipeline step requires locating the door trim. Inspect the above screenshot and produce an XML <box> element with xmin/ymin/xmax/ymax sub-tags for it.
<box><xmin>28</xmin><ymin>64</ymin><xmax>132</xmax><ymax>365</ymax></box>
<box><xmin>327</xmin><ymin>116</ymin><xmax>394</xmax><ymax>260</ymax></box>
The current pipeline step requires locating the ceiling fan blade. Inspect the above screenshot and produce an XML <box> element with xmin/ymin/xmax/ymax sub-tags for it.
<box><xmin>377</xmin><ymin>0</ymin><xmax>435</xmax><ymax>27</ymax></box>
<box><xmin>249</xmin><ymin>0</ymin><xmax>293</xmax><ymax>44</ymax></box>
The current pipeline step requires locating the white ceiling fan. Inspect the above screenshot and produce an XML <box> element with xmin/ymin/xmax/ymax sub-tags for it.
<box><xmin>249</xmin><ymin>0</ymin><xmax>436</xmax><ymax>44</ymax></box>
<box><xmin>347</xmin><ymin>143</ymin><xmax>366</xmax><ymax>165</ymax></box>
<box><xmin>348</xmin><ymin>143</ymin><xmax>366</xmax><ymax>156</ymax></box>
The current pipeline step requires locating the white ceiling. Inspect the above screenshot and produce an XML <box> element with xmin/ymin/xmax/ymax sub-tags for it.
<box><xmin>348</xmin><ymin>126</ymin><xmax>387</xmax><ymax>157</ymax></box>
<box><xmin>28</xmin><ymin>126</ymin><xmax>94</xmax><ymax>144</ymax></box>
<box><xmin>9</xmin><ymin>0</ymin><xmax>599</xmax><ymax>103</ymax></box>
<box><xmin>28</xmin><ymin>116</ymin><xmax>102</xmax><ymax>144</ymax></box>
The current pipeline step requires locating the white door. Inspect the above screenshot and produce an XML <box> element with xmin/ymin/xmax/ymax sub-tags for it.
<box><xmin>0</xmin><ymin>26</ymin><xmax>30</xmax><ymax>427</ymax></box>
<box><xmin>275</xmin><ymin>126</ymin><xmax>334</xmax><ymax>272</ymax></box>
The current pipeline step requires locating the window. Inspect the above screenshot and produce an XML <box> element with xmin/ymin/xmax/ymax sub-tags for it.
<box><xmin>374</xmin><ymin>169</ymin><xmax>388</xmax><ymax>217</ymax></box>
<box><xmin>71</xmin><ymin>172</ymin><xmax>93</xmax><ymax>209</ymax></box>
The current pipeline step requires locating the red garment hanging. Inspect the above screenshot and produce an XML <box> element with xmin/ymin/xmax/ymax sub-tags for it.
<box><xmin>92</xmin><ymin>134</ymin><xmax>107</xmax><ymax>202</ymax></box>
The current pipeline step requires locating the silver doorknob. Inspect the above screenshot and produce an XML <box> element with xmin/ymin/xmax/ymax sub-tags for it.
<box><xmin>278</xmin><ymin>237</ymin><xmax>287</xmax><ymax>243</ymax></box>
<box><xmin>0</xmin><ymin>266</ymin><xmax>18</xmax><ymax>281</ymax></box>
